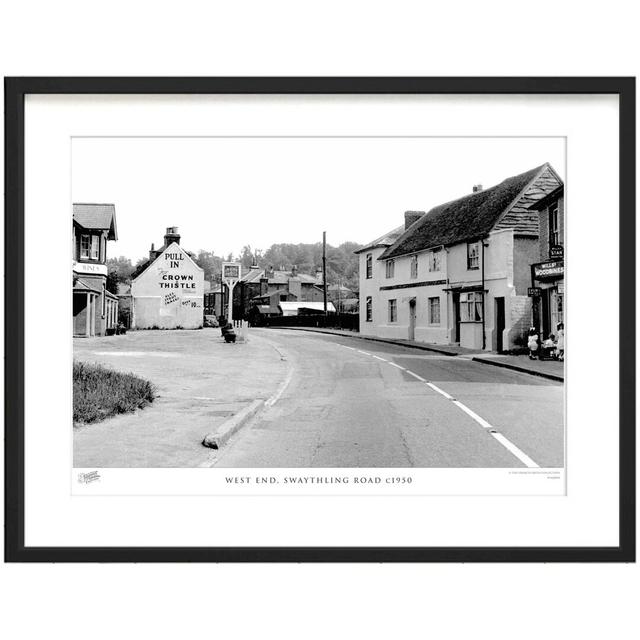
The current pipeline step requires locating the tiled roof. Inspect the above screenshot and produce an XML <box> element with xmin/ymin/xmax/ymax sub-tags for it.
<box><xmin>379</xmin><ymin>164</ymin><xmax>562</xmax><ymax>260</ymax></box>
<box><xmin>241</xmin><ymin>268</ymin><xmax>319</xmax><ymax>285</ymax></box>
<box><xmin>355</xmin><ymin>225</ymin><xmax>404</xmax><ymax>254</ymax></box>
<box><xmin>73</xmin><ymin>277</ymin><xmax>102</xmax><ymax>294</ymax></box>
<box><xmin>73</xmin><ymin>203</ymin><xmax>118</xmax><ymax>240</ymax></box>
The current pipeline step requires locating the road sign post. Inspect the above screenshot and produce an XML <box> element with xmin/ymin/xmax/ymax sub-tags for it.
<box><xmin>222</xmin><ymin>262</ymin><xmax>241</xmax><ymax>324</ymax></box>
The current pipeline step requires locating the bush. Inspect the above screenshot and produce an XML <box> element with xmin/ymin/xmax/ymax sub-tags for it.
<box><xmin>73</xmin><ymin>361</ymin><xmax>156</xmax><ymax>425</ymax></box>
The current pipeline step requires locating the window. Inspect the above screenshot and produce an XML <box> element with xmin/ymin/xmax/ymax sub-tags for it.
<box><xmin>410</xmin><ymin>254</ymin><xmax>418</xmax><ymax>279</ymax></box>
<box><xmin>388</xmin><ymin>299</ymin><xmax>397</xmax><ymax>323</ymax></box>
<box><xmin>91</xmin><ymin>235</ymin><xmax>100</xmax><ymax>260</ymax></box>
<box><xmin>428</xmin><ymin>248</ymin><xmax>442</xmax><ymax>272</ymax></box>
<box><xmin>549</xmin><ymin>204</ymin><xmax>559</xmax><ymax>249</ymax></box>
<box><xmin>385</xmin><ymin>259</ymin><xmax>395</xmax><ymax>279</ymax></box>
<box><xmin>428</xmin><ymin>296</ymin><xmax>440</xmax><ymax>324</ymax></box>
<box><xmin>80</xmin><ymin>234</ymin><xmax>91</xmax><ymax>259</ymax></box>
<box><xmin>365</xmin><ymin>296</ymin><xmax>372</xmax><ymax>322</ymax></box>
<box><xmin>467</xmin><ymin>242</ymin><xmax>479</xmax><ymax>270</ymax></box>
<box><xmin>80</xmin><ymin>234</ymin><xmax>100</xmax><ymax>260</ymax></box>
<box><xmin>366</xmin><ymin>253</ymin><xmax>372</xmax><ymax>279</ymax></box>
<box><xmin>460</xmin><ymin>292</ymin><xmax>483</xmax><ymax>321</ymax></box>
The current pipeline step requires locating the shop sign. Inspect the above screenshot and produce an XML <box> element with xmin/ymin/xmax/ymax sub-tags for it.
<box><xmin>73</xmin><ymin>261</ymin><xmax>107</xmax><ymax>276</ymax></box>
<box><xmin>550</xmin><ymin>245</ymin><xmax>564</xmax><ymax>259</ymax></box>
<box><xmin>533</xmin><ymin>260</ymin><xmax>564</xmax><ymax>279</ymax></box>
<box><xmin>527</xmin><ymin>287</ymin><xmax>542</xmax><ymax>297</ymax></box>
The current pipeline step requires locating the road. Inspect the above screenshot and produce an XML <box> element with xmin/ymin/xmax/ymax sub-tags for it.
<box><xmin>212</xmin><ymin>329</ymin><xmax>564</xmax><ymax>468</ymax></box>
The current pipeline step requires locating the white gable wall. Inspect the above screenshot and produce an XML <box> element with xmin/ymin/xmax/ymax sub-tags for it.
<box><xmin>131</xmin><ymin>242</ymin><xmax>204</xmax><ymax>329</ymax></box>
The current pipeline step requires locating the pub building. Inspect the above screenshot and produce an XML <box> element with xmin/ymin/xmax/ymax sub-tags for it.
<box><xmin>72</xmin><ymin>203</ymin><xmax>119</xmax><ymax>337</ymax></box>
<box><xmin>529</xmin><ymin>185</ymin><xmax>564</xmax><ymax>339</ymax></box>
<box><xmin>130</xmin><ymin>227</ymin><xmax>204</xmax><ymax>329</ymax></box>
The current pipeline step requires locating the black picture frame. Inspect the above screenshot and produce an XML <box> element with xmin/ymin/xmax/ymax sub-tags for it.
<box><xmin>4</xmin><ymin>77</ymin><xmax>636</xmax><ymax>563</ymax></box>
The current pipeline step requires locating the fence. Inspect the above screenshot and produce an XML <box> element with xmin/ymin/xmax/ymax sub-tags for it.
<box><xmin>233</xmin><ymin>319</ymin><xmax>249</xmax><ymax>342</ymax></box>
<box><xmin>257</xmin><ymin>313</ymin><xmax>359</xmax><ymax>332</ymax></box>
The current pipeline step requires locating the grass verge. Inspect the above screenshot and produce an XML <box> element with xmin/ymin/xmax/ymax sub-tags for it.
<box><xmin>73</xmin><ymin>361</ymin><xmax>156</xmax><ymax>425</ymax></box>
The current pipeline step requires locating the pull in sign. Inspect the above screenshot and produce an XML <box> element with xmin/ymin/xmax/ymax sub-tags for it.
<box><xmin>222</xmin><ymin>262</ymin><xmax>242</xmax><ymax>323</ymax></box>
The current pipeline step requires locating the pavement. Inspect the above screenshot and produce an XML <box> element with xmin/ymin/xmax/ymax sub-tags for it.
<box><xmin>73</xmin><ymin>329</ymin><xmax>290</xmax><ymax>467</ymax></box>
<box><xmin>471</xmin><ymin>353</ymin><xmax>564</xmax><ymax>382</ymax></box>
<box><xmin>212</xmin><ymin>328</ymin><xmax>564</xmax><ymax>469</ymax></box>
<box><xmin>74</xmin><ymin>327</ymin><xmax>564</xmax><ymax>469</ymax></box>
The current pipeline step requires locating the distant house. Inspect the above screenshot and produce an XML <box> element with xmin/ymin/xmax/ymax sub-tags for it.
<box><xmin>73</xmin><ymin>203</ymin><xmax>119</xmax><ymax>337</ymax></box>
<box><xmin>357</xmin><ymin>164</ymin><xmax>563</xmax><ymax>351</ymax></box>
<box><xmin>279</xmin><ymin>301</ymin><xmax>336</xmax><ymax>316</ymax></box>
<box><xmin>232</xmin><ymin>264</ymin><xmax>326</xmax><ymax>319</ymax></box>
<box><xmin>130</xmin><ymin>227</ymin><xmax>204</xmax><ymax>329</ymax></box>
<box><xmin>327</xmin><ymin>283</ymin><xmax>358</xmax><ymax>313</ymax></box>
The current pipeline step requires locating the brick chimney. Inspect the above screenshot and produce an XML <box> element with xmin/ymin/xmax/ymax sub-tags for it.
<box><xmin>164</xmin><ymin>226</ymin><xmax>181</xmax><ymax>246</ymax></box>
<box><xmin>291</xmin><ymin>265</ymin><xmax>298</xmax><ymax>277</ymax></box>
<box><xmin>404</xmin><ymin>211</ymin><xmax>424</xmax><ymax>229</ymax></box>
<box><xmin>315</xmin><ymin>267</ymin><xmax>324</xmax><ymax>284</ymax></box>
<box><xmin>149</xmin><ymin>242</ymin><xmax>155</xmax><ymax>259</ymax></box>
<box><xmin>473</xmin><ymin>184</ymin><xmax>483</xmax><ymax>193</ymax></box>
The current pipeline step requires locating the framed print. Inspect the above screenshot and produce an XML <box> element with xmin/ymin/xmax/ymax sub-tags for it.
<box><xmin>4</xmin><ymin>77</ymin><xmax>635</xmax><ymax>562</ymax></box>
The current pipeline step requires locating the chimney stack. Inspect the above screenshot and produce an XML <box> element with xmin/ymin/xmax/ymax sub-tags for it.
<box><xmin>291</xmin><ymin>265</ymin><xmax>298</xmax><ymax>277</ymax></box>
<box><xmin>473</xmin><ymin>184</ymin><xmax>483</xmax><ymax>193</ymax></box>
<box><xmin>149</xmin><ymin>242</ymin><xmax>155</xmax><ymax>259</ymax></box>
<box><xmin>315</xmin><ymin>267</ymin><xmax>324</xmax><ymax>284</ymax></box>
<box><xmin>164</xmin><ymin>226</ymin><xmax>181</xmax><ymax>246</ymax></box>
<box><xmin>404</xmin><ymin>211</ymin><xmax>424</xmax><ymax>230</ymax></box>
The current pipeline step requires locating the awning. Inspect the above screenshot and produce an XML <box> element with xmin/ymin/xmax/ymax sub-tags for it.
<box><xmin>73</xmin><ymin>278</ymin><xmax>102</xmax><ymax>294</ymax></box>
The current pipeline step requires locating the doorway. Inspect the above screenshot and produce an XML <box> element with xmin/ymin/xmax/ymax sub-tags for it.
<box><xmin>452</xmin><ymin>293</ymin><xmax>460</xmax><ymax>343</ymax></box>
<box><xmin>408</xmin><ymin>298</ymin><xmax>416</xmax><ymax>341</ymax></box>
<box><xmin>495</xmin><ymin>297</ymin><xmax>505</xmax><ymax>352</ymax></box>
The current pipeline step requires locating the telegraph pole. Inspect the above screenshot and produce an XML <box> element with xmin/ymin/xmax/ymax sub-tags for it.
<box><xmin>322</xmin><ymin>231</ymin><xmax>328</xmax><ymax>317</ymax></box>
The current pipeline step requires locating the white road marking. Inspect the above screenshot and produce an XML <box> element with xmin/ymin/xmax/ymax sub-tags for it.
<box><xmin>345</xmin><ymin>345</ymin><xmax>540</xmax><ymax>468</ymax></box>
<box><xmin>489</xmin><ymin>432</ymin><xmax>539</xmax><ymax>468</ymax></box>
<box><xmin>342</xmin><ymin>345</ymin><xmax>356</xmax><ymax>350</ymax></box>
<box><xmin>451</xmin><ymin>400</ymin><xmax>494</xmax><ymax>429</ymax></box>
<box><xmin>426</xmin><ymin>382</ymin><xmax>454</xmax><ymax>400</ymax></box>
<box><xmin>92</xmin><ymin>351</ymin><xmax>178</xmax><ymax>357</ymax></box>
<box><xmin>265</xmin><ymin>365</ymin><xmax>294</xmax><ymax>407</ymax></box>
<box><xmin>409</xmin><ymin>368</ymin><xmax>539</xmax><ymax>468</ymax></box>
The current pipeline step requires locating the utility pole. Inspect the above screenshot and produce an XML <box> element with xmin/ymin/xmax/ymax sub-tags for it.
<box><xmin>322</xmin><ymin>231</ymin><xmax>328</xmax><ymax>317</ymax></box>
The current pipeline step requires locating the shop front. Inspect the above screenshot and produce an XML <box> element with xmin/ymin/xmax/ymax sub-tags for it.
<box><xmin>531</xmin><ymin>256</ymin><xmax>564</xmax><ymax>339</ymax></box>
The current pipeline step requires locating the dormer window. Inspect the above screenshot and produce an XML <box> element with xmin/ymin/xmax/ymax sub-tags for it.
<box><xmin>467</xmin><ymin>242</ymin><xmax>480</xmax><ymax>270</ymax></box>
<box><xmin>80</xmin><ymin>234</ymin><xmax>100</xmax><ymax>260</ymax></box>
<box><xmin>428</xmin><ymin>248</ymin><xmax>442</xmax><ymax>272</ymax></box>
<box><xmin>410</xmin><ymin>254</ymin><xmax>418</xmax><ymax>279</ymax></box>
<box><xmin>385</xmin><ymin>259</ymin><xmax>395</xmax><ymax>279</ymax></box>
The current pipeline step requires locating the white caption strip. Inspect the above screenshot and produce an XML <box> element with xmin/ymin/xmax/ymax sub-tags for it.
<box><xmin>339</xmin><ymin>343</ymin><xmax>539</xmax><ymax>468</ymax></box>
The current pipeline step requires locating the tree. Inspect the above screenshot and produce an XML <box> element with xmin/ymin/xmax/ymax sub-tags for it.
<box><xmin>193</xmin><ymin>250</ymin><xmax>223</xmax><ymax>284</ymax></box>
<box><xmin>106</xmin><ymin>256</ymin><xmax>135</xmax><ymax>281</ymax></box>
<box><xmin>106</xmin><ymin>256</ymin><xmax>136</xmax><ymax>294</ymax></box>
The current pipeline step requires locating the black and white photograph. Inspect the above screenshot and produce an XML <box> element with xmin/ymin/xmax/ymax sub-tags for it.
<box><xmin>71</xmin><ymin>136</ymin><xmax>566</xmax><ymax>476</ymax></box>
<box><xmin>6</xmin><ymin>77</ymin><xmax>632</xmax><ymax>564</ymax></box>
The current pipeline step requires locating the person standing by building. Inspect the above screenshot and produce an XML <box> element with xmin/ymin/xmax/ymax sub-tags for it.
<box><xmin>527</xmin><ymin>327</ymin><xmax>540</xmax><ymax>360</ymax></box>
<box><xmin>556</xmin><ymin>322</ymin><xmax>565</xmax><ymax>361</ymax></box>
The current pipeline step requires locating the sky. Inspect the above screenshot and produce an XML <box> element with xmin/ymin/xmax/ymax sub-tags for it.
<box><xmin>72</xmin><ymin>137</ymin><xmax>565</xmax><ymax>262</ymax></box>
